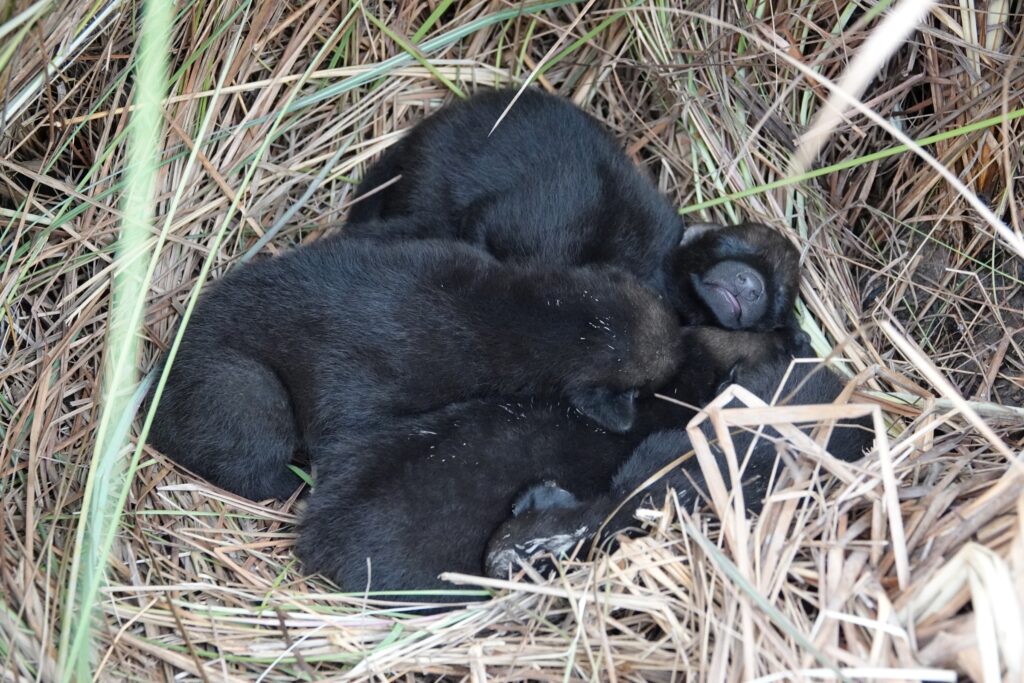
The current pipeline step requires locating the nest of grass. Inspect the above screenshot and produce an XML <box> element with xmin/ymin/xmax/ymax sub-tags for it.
<box><xmin>3</xmin><ymin>1</ymin><xmax>1023</xmax><ymax>680</ymax></box>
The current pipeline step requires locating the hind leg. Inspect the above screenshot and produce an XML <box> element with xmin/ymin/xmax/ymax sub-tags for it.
<box><xmin>148</xmin><ymin>351</ymin><xmax>303</xmax><ymax>501</ymax></box>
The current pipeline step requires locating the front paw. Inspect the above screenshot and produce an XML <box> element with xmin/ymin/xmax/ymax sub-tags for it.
<box><xmin>485</xmin><ymin>512</ymin><xmax>592</xmax><ymax>579</ymax></box>
<box><xmin>568</xmin><ymin>386</ymin><xmax>637</xmax><ymax>433</ymax></box>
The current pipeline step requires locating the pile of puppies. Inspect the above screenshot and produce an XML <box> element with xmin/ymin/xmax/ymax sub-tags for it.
<box><xmin>147</xmin><ymin>89</ymin><xmax>872</xmax><ymax>601</ymax></box>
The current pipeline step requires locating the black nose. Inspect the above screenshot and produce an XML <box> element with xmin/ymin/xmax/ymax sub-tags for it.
<box><xmin>736</xmin><ymin>272</ymin><xmax>763</xmax><ymax>301</ymax></box>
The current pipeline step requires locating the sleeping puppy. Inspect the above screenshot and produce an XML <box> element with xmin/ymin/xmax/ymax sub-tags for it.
<box><xmin>146</xmin><ymin>225</ymin><xmax>682</xmax><ymax>501</ymax></box>
<box><xmin>485</xmin><ymin>328</ymin><xmax>871</xmax><ymax>579</ymax></box>
<box><xmin>298</xmin><ymin>327</ymin><xmax>872</xmax><ymax>600</ymax></box>
<box><xmin>346</xmin><ymin>88</ymin><xmax>800</xmax><ymax>331</ymax></box>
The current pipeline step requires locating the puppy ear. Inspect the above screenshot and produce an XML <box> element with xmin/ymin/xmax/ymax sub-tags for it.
<box><xmin>511</xmin><ymin>481</ymin><xmax>578</xmax><ymax>516</ymax></box>
<box><xmin>568</xmin><ymin>386</ymin><xmax>638</xmax><ymax>433</ymax></box>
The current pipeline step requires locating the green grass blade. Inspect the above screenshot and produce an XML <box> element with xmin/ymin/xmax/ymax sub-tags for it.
<box><xmin>56</xmin><ymin>0</ymin><xmax>172</xmax><ymax>676</ymax></box>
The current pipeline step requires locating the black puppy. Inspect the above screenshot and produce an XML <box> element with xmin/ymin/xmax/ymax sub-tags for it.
<box><xmin>298</xmin><ymin>327</ymin><xmax>871</xmax><ymax>599</ymax></box>
<box><xmin>485</xmin><ymin>329</ymin><xmax>871</xmax><ymax>578</ymax></box>
<box><xmin>346</xmin><ymin>89</ymin><xmax>799</xmax><ymax>331</ymax></box>
<box><xmin>147</xmin><ymin>229</ymin><xmax>682</xmax><ymax>501</ymax></box>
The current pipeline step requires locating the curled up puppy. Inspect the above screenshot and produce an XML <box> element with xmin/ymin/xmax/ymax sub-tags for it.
<box><xmin>145</xmin><ymin>224</ymin><xmax>682</xmax><ymax>501</ymax></box>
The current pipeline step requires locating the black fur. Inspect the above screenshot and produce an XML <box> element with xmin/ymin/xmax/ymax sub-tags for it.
<box><xmin>484</xmin><ymin>330</ymin><xmax>872</xmax><ymax>579</ymax></box>
<box><xmin>298</xmin><ymin>399</ymin><xmax>659</xmax><ymax>601</ymax></box>
<box><xmin>346</xmin><ymin>88</ymin><xmax>800</xmax><ymax>331</ymax></box>
<box><xmin>298</xmin><ymin>327</ymin><xmax>872</xmax><ymax>599</ymax></box>
<box><xmin>347</xmin><ymin>89</ymin><xmax>681</xmax><ymax>289</ymax></box>
<box><xmin>146</xmin><ymin>230</ymin><xmax>682</xmax><ymax>501</ymax></box>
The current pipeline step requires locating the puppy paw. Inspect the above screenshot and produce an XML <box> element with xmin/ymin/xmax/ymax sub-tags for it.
<box><xmin>485</xmin><ymin>514</ymin><xmax>592</xmax><ymax>579</ymax></box>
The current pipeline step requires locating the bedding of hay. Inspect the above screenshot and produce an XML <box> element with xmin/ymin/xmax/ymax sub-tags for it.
<box><xmin>2</xmin><ymin>1</ymin><xmax>1023</xmax><ymax>680</ymax></box>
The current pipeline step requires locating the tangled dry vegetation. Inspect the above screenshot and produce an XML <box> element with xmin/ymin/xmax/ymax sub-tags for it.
<box><xmin>2</xmin><ymin>0</ymin><xmax>1023</xmax><ymax>680</ymax></box>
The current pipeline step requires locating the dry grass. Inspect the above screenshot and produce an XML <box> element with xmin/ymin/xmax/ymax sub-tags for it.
<box><xmin>2</xmin><ymin>0</ymin><xmax>1023</xmax><ymax>680</ymax></box>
